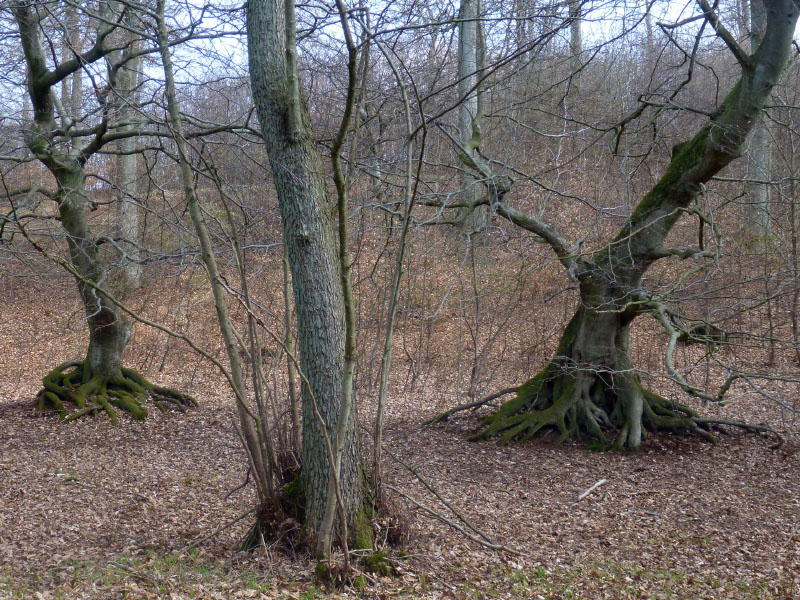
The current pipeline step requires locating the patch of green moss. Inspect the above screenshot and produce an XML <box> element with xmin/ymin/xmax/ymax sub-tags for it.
<box><xmin>281</xmin><ymin>476</ymin><xmax>305</xmax><ymax>520</ymax></box>
<box><xmin>352</xmin><ymin>503</ymin><xmax>373</xmax><ymax>551</ymax></box>
<box><xmin>352</xmin><ymin>574</ymin><xmax>368</xmax><ymax>591</ymax></box>
<box><xmin>314</xmin><ymin>560</ymin><xmax>330</xmax><ymax>582</ymax></box>
<box><xmin>30</xmin><ymin>137</ymin><xmax>49</xmax><ymax>156</ymax></box>
<box><xmin>362</xmin><ymin>551</ymin><xmax>394</xmax><ymax>577</ymax></box>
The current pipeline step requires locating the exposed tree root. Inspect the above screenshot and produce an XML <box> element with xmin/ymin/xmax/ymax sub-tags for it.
<box><xmin>37</xmin><ymin>360</ymin><xmax>197</xmax><ymax>425</ymax></box>
<box><xmin>422</xmin><ymin>387</ymin><xmax>519</xmax><ymax>428</ymax></box>
<box><xmin>469</xmin><ymin>362</ymin><xmax>781</xmax><ymax>450</ymax></box>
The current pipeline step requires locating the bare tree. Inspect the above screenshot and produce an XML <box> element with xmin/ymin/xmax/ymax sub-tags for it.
<box><xmin>436</xmin><ymin>0</ymin><xmax>800</xmax><ymax>449</ymax></box>
<box><xmin>11</xmin><ymin>0</ymin><xmax>196</xmax><ymax>422</ymax></box>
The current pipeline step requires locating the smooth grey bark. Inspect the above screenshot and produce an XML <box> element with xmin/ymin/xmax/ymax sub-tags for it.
<box><xmin>456</xmin><ymin>0</ymin><xmax>487</xmax><ymax>230</ymax></box>
<box><xmin>747</xmin><ymin>114</ymin><xmax>772</xmax><ymax>233</ymax></box>
<box><xmin>60</xmin><ymin>2</ymin><xmax>82</xmax><ymax>126</ymax></box>
<box><xmin>745</xmin><ymin>0</ymin><xmax>772</xmax><ymax>235</ymax></box>
<box><xmin>247</xmin><ymin>0</ymin><xmax>364</xmax><ymax>538</ymax></box>
<box><xmin>645</xmin><ymin>3</ymin><xmax>655</xmax><ymax>63</ymax></box>
<box><xmin>514</xmin><ymin>0</ymin><xmax>528</xmax><ymax>51</ymax></box>
<box><xmin>569</xmin><ymin>0</ymin><xmax>582</xmax><ymax>79</ymax></box>
<box><xmin>738</xmin><ymin>0</ymin><xmax>752</xmax><ymax>37</ymax></box>
<box><xmin>475</xmin><ymin>0</ymin><xmax>800</xmax><ymax>449</ymax></box>
<box><xmin>111</xmin><ymin>14</ymin><xmax>143</xmax><ymax>293</ymax></box>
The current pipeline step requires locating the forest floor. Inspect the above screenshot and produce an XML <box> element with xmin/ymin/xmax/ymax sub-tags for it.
<box><xmin>1</xmin><ymin>278</ymin><xmax>799</xmax><ymax>600</ymax></box>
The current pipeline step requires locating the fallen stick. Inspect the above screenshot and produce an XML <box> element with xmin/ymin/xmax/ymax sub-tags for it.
<box><xmin>578</xmin><ymin>478</ymin><xmax>607</xmax><ymax>501</ymax></box>
<box><xmin>421</xmin><ymin>387</ymin><xmax>519</xmax><ymax>427</ymax></box>
<box><xmin>385</xmin><ymin>484</ymin><xmax>520</xmax><ymax>555</ymax></box>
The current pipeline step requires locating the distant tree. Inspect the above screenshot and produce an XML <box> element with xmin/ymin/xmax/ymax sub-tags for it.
<box><xmin>743</xmin><ymin>0</ymin><xmax>773</xmax><ymax>236</ymax></box>
<box><xmin>456</xmin><ymin>0</ymin><xmax>487</xmax><ymax>230</ymax></box>
<box><xmin>110</xmin><ymin>8</ymin><xmax>143</xmax><ymax>293</ymax></box>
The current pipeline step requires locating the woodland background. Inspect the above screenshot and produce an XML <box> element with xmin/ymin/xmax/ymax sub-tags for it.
<box><xmin>0</xmin><ymin>0</ymin><xmax>799</xmax><ymax>597</ymax></box>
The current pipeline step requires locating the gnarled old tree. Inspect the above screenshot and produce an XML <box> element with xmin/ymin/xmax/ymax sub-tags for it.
<box><xmin>442</xmin><ymin>0</ymin><xmax>799</xmax><ymax>449</ymax></box>
<box><xmin>247</xmin><ymin>0</ymin><xmax>368</xmax><ymax>559</ymax></box>
<box><xmin>12</xmin><ymin>0</ymin><xmax>195</xmax><ymax>422</ymax></box>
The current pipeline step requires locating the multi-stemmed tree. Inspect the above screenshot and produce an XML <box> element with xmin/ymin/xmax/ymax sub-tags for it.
<box><xmin>247</xmin><ymin>0</ymin><xmax>369</xmax><ymax>561</ymax></box>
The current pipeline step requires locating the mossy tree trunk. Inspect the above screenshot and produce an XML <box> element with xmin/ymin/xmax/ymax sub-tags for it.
<box><xmin>59</xmin><ymin>168</ymin><xmax>131</xmax><ymax>380</ymax></box>
<box><xmin>14</xmin><ymin>0</ymin><xmax>195</xmax><ymax>423</ymax></box>
<box><xmin>475</xmin><ymin>278</ymin><xmax>708</xmax><ymax>450</ymax></box>
<box><xmin>247</xmin><ymin>0</ymin><xmax>366</xmax><ymax>546</ymax></box>
<box><xmin>475</xmin><ymin>0</ymin><xmax>800</xmax><ymax>449</ymax></box>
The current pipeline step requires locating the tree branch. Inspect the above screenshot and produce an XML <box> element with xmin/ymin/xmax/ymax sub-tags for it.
<box><xmin>695</xmin><ymin>0</ymin><xmax>751</xmax><ymax>68</ymax></box>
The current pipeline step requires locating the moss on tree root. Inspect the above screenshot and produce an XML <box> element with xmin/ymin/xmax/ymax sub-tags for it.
<box><xmin>471</xmin><ymin>361</ymin><xmax>774</xmax><ymax>450</ymax></box>
<box><xmin>37</xmin><ymin>360</ymin><xmax>197</xmax><ymax>425</ymax></box>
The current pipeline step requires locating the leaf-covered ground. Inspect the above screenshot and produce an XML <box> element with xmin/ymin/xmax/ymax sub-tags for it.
<box><xmin>1</xmin><ymin>277</ymin><xmax>798</xmax><ymax>599</ymax></box>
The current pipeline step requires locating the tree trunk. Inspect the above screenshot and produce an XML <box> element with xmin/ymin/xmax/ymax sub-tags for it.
<box><xmin>60</xmin><ymin>2</ymin><xmax>82</xmax><ymax>127</ymax></box>
<box><xmin>456</xmin><ymin>0</ymin><xmax>487</xmax><ymax>230</ymax></box>
<box><xmin>112</xmin><ymin>23</ymin><xmax>143</xmax><ymax>293</ymax></box>
<box><xmin>745</xmin><ymin>0</ymin><xmax>772</xmax><ymax>237</ymax></box>
<box><xmin>59</xmin><ymin>167</ymin><xmax>130</xmax><ymax>380</ymax></box>
<box><xmin>475</xmin><ymin>284</ymin><xmax>688</xmax><ymax>450</ymax></box>
<box><xmin>569</xmin><ymin>0</ymin><xmax>582</xmax><ymax>79</ymax></box>
<box><xmin>514</xmin><ymin>0</ymin><xmax>527</xmax><ymax>52</ymax></box>
<box><xmin>645</xmin><ymin>5</ymin><xmax>655</xmax><ymax>65</ymax></box>
<box><xmin>247</xmin><ymin>0</ymin><xmax>365</xmax><ymax>540</ymax></box>
<box><xmin>36</xmin><ymin>160</ymin><xmax>195</xmax><ymax>423</ymax></box>
<box><xmin>115</xmin><ymin>139</ymin><xmax>142</xmax><ymax>292</ymax></box>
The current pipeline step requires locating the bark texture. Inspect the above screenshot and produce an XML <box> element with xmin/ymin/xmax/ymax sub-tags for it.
<box><xmin>112</xmin><ymin>18</ymin><xmax>143</xmax><ymax>293</ymax></box>
<box><xmin>247</xmin><ymin>0</ymin><xmax>364</xmax><ymax>538</ymax></box>
<box><xmin>745</xmin><ymin>0</ymin><xmax>772</xmax><ymax>236</ymax></box>
<box><xmin>456</xmin><ymin>0</ymin><xmax>487</xmax><ymax>230</ymax></box>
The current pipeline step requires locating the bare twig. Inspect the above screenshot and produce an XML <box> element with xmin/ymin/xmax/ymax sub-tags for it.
<box><xmin>225</xmin><ymin>465</ymin><xmax>252</xmax><ymax>501</ymax></box>
<box><xmin>577</xmin><ymin>479</ymin><xmax>607</xmax><ymax>501</ymax></box>
<box><xmin>385</xmin><ymin>485</ymin><xmax>520</xmax><ymax>555</ymax></box>
<box><xmin>378</xmin><ymin>443</ymin><xmax>503</xmax><ymax>549</ymax></box>
<box><xmin>185</xmin><ymin>507</ymin><xmax>259</xmax><ymax>550</ymax></box>
<box><xmin>695</xmin><ymin>0</ymin><xmax>751</xmax><ymax>68</ymax></box>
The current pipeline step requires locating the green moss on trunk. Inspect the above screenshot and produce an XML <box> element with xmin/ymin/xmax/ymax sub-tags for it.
<box><xmin>472</xmin><ymin>304</ymin><xmax>725</xmax><ymax>450</ymax></box>
<box><xmin>352</xmin><ymin>503</ymin><xmax>374</xmax><ymax>551</ymax></box>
